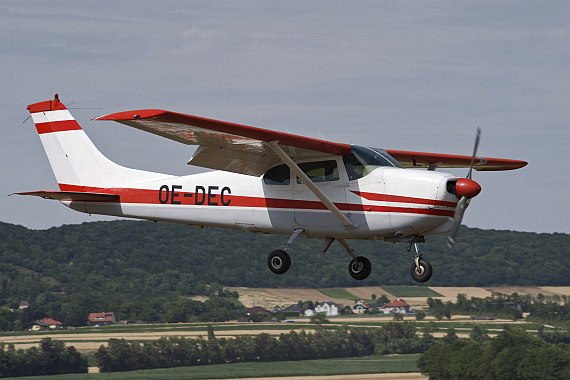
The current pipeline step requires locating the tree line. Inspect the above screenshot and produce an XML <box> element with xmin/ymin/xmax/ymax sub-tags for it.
<box><xmin>0</xmin><ymin>338</ymin><xmax>87</xmax><ymax>377</ymax></box>
<box><xmin>94</xmin><ymin>324</ymin><xmax>569</xmax><ymax>377</ymax></box>
<box><xmin>417</xmin><ymin>326</ymin><xmax>570</xmax><ymax>379</ymax></box>
<box><xmin>95</xmin><ymin>323</ymin><xmax>431</xmax><ymax>372</ymax></box>
<box><xmin>427</xmin><ymin>292</ymin><xmax>570</xmax><ymax>328</ymax></box>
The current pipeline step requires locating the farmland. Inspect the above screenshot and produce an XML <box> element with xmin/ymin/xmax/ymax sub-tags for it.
<box><xmin>228</xmin><ymin>285</ymin><xmax>570</xmax><ymax>309</ymax></box>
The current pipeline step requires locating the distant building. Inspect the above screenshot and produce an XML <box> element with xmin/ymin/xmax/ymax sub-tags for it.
<box><xmin>352</xmin><ymin>300</ymin><xmax>370</xmax><ymax>314</ymax></box>
<box><xmin>304</xmin><ymin>302</ymin><xmax>342</xmax><ymax>317</ymax></box>
<box><xmin>88</xmin><ymin>312</ymin><xmax>117</xmax><ymax>325</ymax></box>
<box><xmin>19</xmin><ymin>301</ymin><xmax>30</xmax><ymax>310</ymax></box>
<box><xmin>245</xmin><ymin>306</ymin><xmax>270</xmax><ymax>314</ymax></box>
<box><xmin>30</xmin><ymin>318</ymin><xmax>63</xmax><ymax>331</ymax></box>
<box><xmin>381</xmin><ymin>299</ymin><xmax>412</xmax><ymax>314</ymax></box>
<box><xmin>279</xmin><ymin>304</ymin><xmax>306</xmax><ymax>315</ymax></box>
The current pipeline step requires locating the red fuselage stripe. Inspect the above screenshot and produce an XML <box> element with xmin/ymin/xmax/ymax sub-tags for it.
<box><xmin>58</xmin><ymin>184</ymin><xmax>455</xmax><ymax>217</ymax></box>
<box><xmin>350</xmin><ymin>190</ymin><xmax>458</xmax><ymax>208</ymax></box>
<box><xmin>35</xmin><ymin>120</ymin><xmax>82</xmax><ymax>134</ymax></box>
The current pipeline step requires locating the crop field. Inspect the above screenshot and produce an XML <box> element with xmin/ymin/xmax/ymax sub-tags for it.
<box><xmin>8</xmin><ymin>355</ymin><xmax>425</xmax><ymax>379</ymax></box>
<box><xmin>380</xmin><ymin>286</ymin><xmax>442</xmax><ymax>298</ymax></box>
<box><xmin>319</xmin><ymin>287</ymin><xmax>359</xmax><ymax>300</ymax></box>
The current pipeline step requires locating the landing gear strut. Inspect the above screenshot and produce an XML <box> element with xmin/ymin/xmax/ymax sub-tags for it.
<box><xmin>335</xmin><ymin>238</ymin><xmax>371</xmax><ymax>281</ymax></box>
<box><xmin>408</xmin><ymin>243</ymin><xmax>433</xmax><ymax>283</ymax></box>
<box><xmin>267</xmin><ymin>229</ymin><xmax>303</xmax><ymax>275</ymax></box>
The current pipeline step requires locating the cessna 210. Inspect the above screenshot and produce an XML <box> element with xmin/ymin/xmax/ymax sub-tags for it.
<box><xmin>17</xmin><ymin>94</ymin><xmax>527</xmax><ymax>282</ymax></box>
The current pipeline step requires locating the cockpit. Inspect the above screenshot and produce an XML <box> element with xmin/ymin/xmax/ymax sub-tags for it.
<box><xmin>343</xmin><ymin>145</ymin><xmax>403</xmax><ymax>180</ymax></box>
<box><xmin>263</xmin><ymin>145</ymin><xmax>402</xmax><ymax>185</ymax></box>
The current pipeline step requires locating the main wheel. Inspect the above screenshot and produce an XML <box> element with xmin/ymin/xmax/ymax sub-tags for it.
<box><xmin>267</xmin><ymin>250</ymin><xmax>291</xmax><ymax>274</ymax></box>
<box><xmin>410</xmin><ymin>258</ymin><xmax>433</xmax><ymax>283</ymax></box>
<box><xmin>348</xmin><ymin>256</ymin><xmax>371</xmax><ymax>280</ymax></box>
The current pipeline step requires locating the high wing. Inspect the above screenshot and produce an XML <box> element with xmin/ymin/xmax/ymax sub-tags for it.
<box><xmin>96</xmin><ymin>110</ymin><xmax>350</xmax><ymax>176</ymax></box>
<box><xmin>95</xmin><ymin>109</ymin><xmax>527</xmax><ymax>174</ymax></box>
<box><xmin>386</xmin><ymin>150</ymin><xmax>527</xmax><ymax>171</ymax></box>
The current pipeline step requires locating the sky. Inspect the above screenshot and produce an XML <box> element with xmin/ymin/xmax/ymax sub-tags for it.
<box><xmin>1</xmin><ymin>1</ymin><xmax>568</xmax><ymax>234</ymax></box>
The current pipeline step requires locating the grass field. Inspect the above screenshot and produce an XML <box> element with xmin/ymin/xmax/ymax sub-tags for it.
<box><xmin>8</xmin><ymin>355</ymin><xmax>421</xmax><ymax>380</ymax></box>
<box><xmin>381</xmin><ymin>286</ymin><xmax>442</xmax><ymax>298</ymax></box>
<box><xmin>319</xmin><ymin>288</ymin><xmax>358</xmax><ymax>300</ymax></box>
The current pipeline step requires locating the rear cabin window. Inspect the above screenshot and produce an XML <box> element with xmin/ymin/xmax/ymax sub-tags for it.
<box><xmin>297</xmin><ymin>160</ymin><xmax>339</xmax><ymax>184</ymax></box>
<box><xmin>263</xmin><ymin>164</ymin><xmax>290</xmax><ymax>185</ymax></box>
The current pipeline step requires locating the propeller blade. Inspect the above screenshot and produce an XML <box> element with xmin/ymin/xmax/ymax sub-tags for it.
<box><xmin>467</xmin><ymin>127</ymin><xmax>481</xmax><ymax>180</ymax></box>
<box><xmin>448</xmin><ymin>195</ymin><xmax>468</xmax><ymax>248</ymax></box>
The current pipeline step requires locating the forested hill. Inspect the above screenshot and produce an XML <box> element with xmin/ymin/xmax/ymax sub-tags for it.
<box><xmin>0</xmin><ymin>220</ymin><xmax>568</xmax><ymax>307</ymax></box>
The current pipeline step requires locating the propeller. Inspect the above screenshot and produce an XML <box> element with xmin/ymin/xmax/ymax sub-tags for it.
<box><xmin>447</xmin><ymin>128</ymin><xmax>482</xmax><ymax>248</ymax></box>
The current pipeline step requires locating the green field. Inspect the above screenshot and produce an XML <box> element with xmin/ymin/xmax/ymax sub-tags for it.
<box><xmin>319</xmin><ymin>288</ymin><xmax>358</xmax><ymax>300</ymax></box>
<box><xmin>7</xmin><ymin>355</ymin><xmax>420</xmax><ymax>380</ymax></box>
<box><xmin>382</xmin><ymin>286</ymin><xmax>442</xmax><ymax>298</ymax></box>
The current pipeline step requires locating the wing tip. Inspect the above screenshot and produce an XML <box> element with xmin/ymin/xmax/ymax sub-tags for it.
<box><xmin>95</xmin><ymin>109</ymin><xmax>167</xmax><ymax>121</ymax></box>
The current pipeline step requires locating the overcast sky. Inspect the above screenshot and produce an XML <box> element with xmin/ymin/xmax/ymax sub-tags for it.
<box><xmin>1</xmin><ymin>1</ymin><xmax>568</xmax><ymax>234</ymax></box>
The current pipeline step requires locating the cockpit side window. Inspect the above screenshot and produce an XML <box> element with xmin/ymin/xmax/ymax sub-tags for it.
<box><xmin>296</xmin><ymin>160</ymin><xmax>339</xmax><ymax>184</ymax></box>
<box><xmin>263</xmin><ymin>164</ymin><xmax>290</xmax><ymax>185</ymax></box>
<box><xmin>343</xmin><ymin>145</ymin><xmax>403</xmax><ymax>181</ymax></box>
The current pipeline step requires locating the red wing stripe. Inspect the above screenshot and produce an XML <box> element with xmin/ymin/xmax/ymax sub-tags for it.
<box><xmin>57</xmin><ymin>184</ymin><xmax>454</xmax><ymax>217</ymax></box>
<box><xmin>35</xmin><ymin>120</ymin><xmax>82</xmax><ymax>134</ymax></box>
<box><xmin>351</xmin><ymin>190</ymin><xmax>457</xmax><ymax>208</ymax></box>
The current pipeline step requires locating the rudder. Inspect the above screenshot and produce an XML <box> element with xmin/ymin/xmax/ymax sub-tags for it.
<box><xmin>27</xmin><ymin>94</ymin><xmax>170</xmax><ymax>190</ymax></box>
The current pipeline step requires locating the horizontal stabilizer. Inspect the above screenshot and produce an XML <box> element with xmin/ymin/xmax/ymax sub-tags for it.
<box><xmin>12</xmin><ymin>191</ymin><xmax>119</xmax><ymax>202</ymax></box>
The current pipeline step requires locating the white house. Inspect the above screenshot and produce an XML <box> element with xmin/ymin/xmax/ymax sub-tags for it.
<box><xmin>380</xmin><ymin>299</ymin><xmax>412</xmax><ymax>314</ymax></box>
<box><xmin>352</xmin><ymin>300</ymin><xmax>370</xmax><ymax>314</ymax></box>
<box><xmin>304</xmin><ymin>302</ymin><xmax>341</xmax><ymax>317</ymax></box>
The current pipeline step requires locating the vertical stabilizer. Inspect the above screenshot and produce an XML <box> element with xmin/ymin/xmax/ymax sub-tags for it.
<box><xmin>27</xmin><ymin>94</ymin><xmax>170</xmax><ymax>190</ymax></box>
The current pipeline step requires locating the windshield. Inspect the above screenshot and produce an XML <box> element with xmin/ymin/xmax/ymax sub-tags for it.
<box><xmin>343</xmin><ymin>145</ymin><xmax>403</xmax><ymax>181</ymax></box>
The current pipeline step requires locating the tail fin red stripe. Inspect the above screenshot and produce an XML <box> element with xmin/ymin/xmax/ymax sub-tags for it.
<box><xmin>35</xmin><ymin>120</ymin><xmax>82</xmax><ymax>134</ymax></box>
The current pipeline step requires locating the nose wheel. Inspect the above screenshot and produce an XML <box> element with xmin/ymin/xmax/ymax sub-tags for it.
<box><xmin>410</xmin><ymin>257</ymin><xmax>432</xmax><ymax>282</ymax></box>
<box><xmin>408</xmin><ymin>243</ymin><xmax>433</xmax><ymax>283</ymax></box>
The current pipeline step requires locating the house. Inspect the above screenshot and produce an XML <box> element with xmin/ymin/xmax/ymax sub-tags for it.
<box><xmin>30</xmin><ymin>318</ymin><xmax>63</xmax><ymax>331</ymax></box>
<box><xmin>279</xmin><ymin>304</ymin><xmax>306</xmax><ymax>316</ymax></box>
<box><xmin>19</xmin><ymin>301</ymin><xmax>30</xmax><ymax>310</ymax></box>
<box><xmin>381</xmin><ymin>299</ymin><xmax>411</xmax><ymax>314</ymax></box>
<box><xmin>245</xmin><ymin>306</ymin><xmax>270</xmax><ymax>315</ymax></box>
<box><xmin>88</xmin><ymin>312</ymin><xmax>117</xmax><ymax>325</ymax></box>
<box><xmin>305</xmin><ymin>302</ymin><xmax>342</xmax><ymax>317</ymax></box>
<box><xmin>352</xmin><ymin>300</ymin><xmax>370</xmax><ymax>314</ymax></box>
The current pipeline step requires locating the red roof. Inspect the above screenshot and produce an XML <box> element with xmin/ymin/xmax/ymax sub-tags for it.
<box><xmin>88</xmin><ymin>312</ymin><xmax>116</xmax><ymax>323</ymax></box>
<box><xmin>39</xmin><ymin>318</ymin><xmax>63</xmax><ymax>325</ymax></box>
<box><xmin>382</xmin><ymin>300</ymin><xmax>410</xmax><ymax>308</ymax></box>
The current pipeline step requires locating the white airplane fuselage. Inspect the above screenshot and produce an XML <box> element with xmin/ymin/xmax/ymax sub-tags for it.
<box><xmin>62</xmin><ymin>165</ymin><xmax>458</xmax><ymax>240</ymax></box>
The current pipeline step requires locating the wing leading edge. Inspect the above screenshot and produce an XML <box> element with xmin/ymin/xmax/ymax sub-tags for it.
<box><xmin>386</xmin><ymin>150</ymin><xmax>527</xmax><ymax>171</ymax></box>
<box><xmin>96</xmin><ymin>109</ymin><xmax>527</xmax><ymax>174</ymax></box>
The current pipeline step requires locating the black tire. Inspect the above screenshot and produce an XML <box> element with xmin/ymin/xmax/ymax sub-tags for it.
<box><xmin>410</xmin><ymin>258</ymin><xmax>433</xmax><ymax>283</ymax></box>
<box><xmin>268</xmin><ymin>249</ymin><xmax>291</xmax><ymax>274</ymax></box>
<box><xmin>348</xmin><ymin>256</ymin><xmax>371</xmax><ymax>280</ymax></box>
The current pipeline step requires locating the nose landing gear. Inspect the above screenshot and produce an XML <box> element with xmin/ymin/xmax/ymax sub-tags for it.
<box><xmin>408</xmin><ymin>243</ymin><xmax>433</xmax><ymax>283</ymax></box>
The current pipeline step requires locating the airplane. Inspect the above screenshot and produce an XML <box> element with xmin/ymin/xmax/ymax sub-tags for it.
<box><xmin>16</xmin><ymin>94</ymin><xmax>527</xmax><ymax>283</ymax></box>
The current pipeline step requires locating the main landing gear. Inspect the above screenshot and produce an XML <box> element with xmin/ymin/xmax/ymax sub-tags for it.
<box><xmin>267</xmin><ymin>229</ymin><xmax>303</xmax><ymax>275</ymax></box>
<box><xmin>267</xmin><ymin>231</ymin><xmax>432</xmax><ymax>283</ymax></box>
<box><xmin>266</xmin><ymin>230</ymin><xmax>373</xmax><ymax>281</ymax></box>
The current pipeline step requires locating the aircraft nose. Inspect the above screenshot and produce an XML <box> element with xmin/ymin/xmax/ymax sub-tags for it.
<box><xmin>454</xmin><ymin>178</ymin><xmax>481</xmax><ymax>199</ymax></box>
